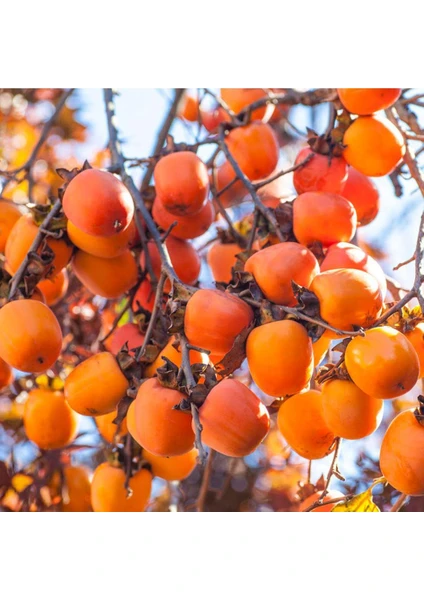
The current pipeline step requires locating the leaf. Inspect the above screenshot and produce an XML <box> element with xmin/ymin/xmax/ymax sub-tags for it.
<box><xmin>331</xmin><ymin>480</ymin><xmax>383</xmax><ymax>512</ymax></box>
<box><xmin>214</xmin><ymin>320</ymin><xmax>255</xmax><ymax>377</ymax></box>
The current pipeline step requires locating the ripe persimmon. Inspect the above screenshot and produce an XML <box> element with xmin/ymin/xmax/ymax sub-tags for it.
<box><xmin>0</xmin><ymin>300</ymin><xmax>62</xmax><ymax>373</ymax></box>
<box><xmin>177</xmin><ymin>94</ymin><xmax>199</xmax><ymax>122</ymax></box>
<box><xmin>64</xmin><ymin>352</ymin><xmax>128</xmax><ymax>416</ymax></box>
<box><xmin>277</xmin><ymin>390</ymin><xmax>335</xmax><ymax>459</ymax></box>
<box><xmin>62</xmin><ymin>465</ymin><xmax>92</xmax><ymax>512</ymax></box>
<box><xmin>337</xmin><ymin>89</ymin><xmax>402</xmax><ymax>115</ymax></box>
<box><xmin>226</xmin><ymin>122</ymin><xmax>279</xmax><ymax>181</ymax></box>
<box><xmin>0</xmin><ymin>200</ymin><xmax>21</xmax><ymax>253</ymax></box>
<box><xmin>405</xmin><ymin>323</ymin><xmax>424</xmax><ymax>378</ymax></box>
<box><xmin>310</xmin><ymin>268</ymin><xmax>383</xmax><ymax>333</ymax></box>
<box><xmin>246</xmin><ymin>320</ymin><xmax>314</xmax><ymax>397</ymax></box>
<box><xmin>184</xmin><ymin>289</ymin><xmax>254</xmax><ymax>359</ymax></box>
<box><xmin>110</xmin><ymin>323</ymin><xmax>145</xmax><ymax>356</ymax></box>
<box><xmin>91</xmin><ymin>463</ymin><xmax>152</xmax><ymax>512</ymax></box>
<box><xmin>220</xmin><ymin>88</ymin><xmax>269</xmax><ymax>121</ymax></box>
<box><xmin>5</xmin><ymin>213</ymin><xmax>72</xmax><ymax>278</ymax></box>
<box><xmin>343</xmin><ymin>116</ymin><xmax>405</xmax><ymax>177</ymax></box>
<box><xmin>152</xmin><ymin>196</ymin><xmax>214</xmax><ymax>240</ymax></box>
<box><xmin>67</xmin><ymin>218</ymin><xmax>137</xmax><ymax>258</ymax></box>
<box><xmin>131</xmin><ymin>279</ymin><xmax>157</xmax><ymax>314</ymax></box>
<box><xmin>63</xmin><ymin>169</ymin><xmax>134</xmax><ymax>237</ymax></box>
<box><xmin>340</xmin><ymin>166</ymin><xmax>380</xmax><ymax>226</ymax></box>
<box><xmin>201</xmin><ymin>106</ymin><xmax>230</xmax><ymax>132</ymax></box>
<box><xmin>321</xmin><ymin>242</ymin><xmax>387</xmax><ymax>299</ymax></box>
<box><xmin>293</xmin><ymin>148</ymin><xmax>348</xmax><ymax>195</ymax></box>
<box><xmin>293</xmin><ymin>191</ymin><xmax>357</xmax><ymax>248</ymax></box>
<box><xmin>95</xmin><ymin>409</ymin><xmax>128</xmax><ymax>444</ymax></box>
<box><xmin>154</xmin><ymin>151</ymin><xmax>209</xmax><ymax>217</ymax></box>
<box><xmin>244</xmin><ymin>242</ymin><xmax>319</xmax><ymax>306</ymax></box>
<box><xmin>380</xmin><ymin>409</ymin><xmax>424</xmax><ymax>496</ymax></box>
<box><xmin>321</xmin><ymin>379</ymin><xmax>384</xmax><ymax>440</ymax></box>
<box><xmin>72</xmin><ymin>249</ymin><xmax>138</xmax><ymax>299</ymax></box>
<box><xmin>198</xmin><ymin>379</ymin><xmax>270</xmax><ymax>457</ymax></box>
<box><xmin>213</xmin><ymin>160</ymin><xmax>248</xmax><ymax>208</ymax></box>
<box><xmin>0</xmin><ymin>357</ymin><xmax>13</xmax><ymax>390</ymax></box>
<box><xmin>345</xmin><ymin>327</ymin><xmax>420</xmax><ymax>399</ymax></box>
<box><xmin>24</xmin><ymin>389</ymin><xmax>78</xmax><ymax>450</ymax></box>
<box><xmin>144</xmin><ymin>336</ymin><xmax>203</xmax><ymax>378</ymax></box>
<box><xmin>207</xmin><ymin>241</ymin><xmax>244</xmax><ymax>284</ymax></box>
<box><xmin>140</xmin><ymin>237</ymin><xmax>200</xmax><ymax>294</ymax></box>
<box><xmin>37</xmin><ymin>269</ymin><xmax>69</xmax><ymax>306</ymax></box>
<box><xmin>143</xmin><ymin>448</ymin><xmax>198</xmax><ymax>481</ymax></box>
<box><xmin>127</xmin><ymin>378</ymin><xmax>194</xmax><ymax>456</ymax></box>
<box><xmin>299</xmin><ymin>490</ymin><xmax>341</xmax><ymax>512</ymax></box>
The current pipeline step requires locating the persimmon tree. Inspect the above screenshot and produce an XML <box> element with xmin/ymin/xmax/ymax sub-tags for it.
<box><xmin>1</xmin><ymin>87</ymin><xmax>424</xmax><ymax>512</ymax></box>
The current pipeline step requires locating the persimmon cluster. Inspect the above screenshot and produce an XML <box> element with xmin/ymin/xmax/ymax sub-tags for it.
<box><xmin>1</xmin><ymin>87</ymin><xmax>424</xmax><ymax>513</ymax></box>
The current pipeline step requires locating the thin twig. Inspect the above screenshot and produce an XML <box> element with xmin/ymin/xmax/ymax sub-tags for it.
<box><xmin>135</xmin><ymin>272</ymin><xmax>167</xmax><ymax>361</ymax></box>
<box><xmin>390</xmin><ymin>492</ymin><xmax>408</xmax><ymax>512</ymax></box>
<box><xmin>196</xmin><ymin>448</ymin><xmax>215</xmax><ymax>511</ymax></box>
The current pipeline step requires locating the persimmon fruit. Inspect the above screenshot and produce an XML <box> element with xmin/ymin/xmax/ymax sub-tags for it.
<box><xmin>91</xmin><ymin>463</ymin><xmax>152</xmax><ymax>512</ymax></box>
<box><xmin>337</xmin><ymin>88</ymin><xmax>402</xmax><ymax>115</ymax></box>
<box><xmin>95</xmin><ymin>409</ymin><xmax>128</xmax><ymax>444</ymax></box>
<box><xmin>63</xmin><ymin>169</ymin><xmax>134</xmax><ymax>237</ymax></box>
<box><xmin>143</xmin><ymin>448</ymin><xmax>198</xmax><ymax>481</ymax></box>
<box><xmin>405</xmin><ymin>323</ymin><xmax>424</xmax><ymax>378</ymax></box>
<box><xmin>207</xmin><ymin>241</ymin><xmax>244</xmax><ymax>284</ymax></box>
<box><xmin>72</xmin><ymin>249</ymin><xmax>138</xmax><ymax>299</ymax></box>
<box><xmin>110</xmin><ymin>323</ymin><xmax>145</xmax><ymax>356</ymax></box>
<box><xmin>293</xmin><ymin>148</ymin><xmax>348</xmax><ymax>195</ymax></box>
<box><xmin>67</xmin><ymin>218</ymin><xmax>137</xmax><ymax>258</ymax></box>
<box><xmin>152</xmin><ymin>196</ymin><xmax>214</xmax><ymax>240</ymax></box>
<box><xmin>0</xmin><ymin>200</ymin><xmax>21</xmax><ymax>253</ymax></box>
<box><xmin>0</xmin><ymin>357</ymin><xmax>13</xmax><ymax>390</ymax></box>
<box><xmin>62</xmin><ymin>465</ymin><xmax>92</xmax><ymax>512</ymax></box>
<box><xmin>226</xmin><ymin>122</ymin><xmax>279</xmax><ymax>181</ymax></box>
<box><xmin>24</xmin><ymin>389</ymin><xmax>78</xmax><ymax>450</ymax></box>
<box><xmin>340</xmin><ymin>166</ymin><xmax>380</xmax><ymax>226</ymax></box>
<box><xmin>37</xmin><ymin>269</ymin><xmax>69</xmax><ymax>306</ymax></box>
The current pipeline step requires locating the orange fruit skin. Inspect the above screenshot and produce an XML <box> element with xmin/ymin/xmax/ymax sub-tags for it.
<box><xmin>337</xmin><ymin>88</ymin><xmax>402</xmax><ymax>115</ymax></box>
<box><xmin>72</xmin><ymin>249</ymin><xmax>138</xmax><ymax>299</ymax></box>
<box><xmin>144</xmin><ymin>336</ymin><xmax>203</xmax><ymax>378</ymax></box>
<box><xmin>343</xmin><ymin>116</ymin><xmax>405</xmax><ymax>177</ymax></box>
<box><xmin>220</xmin><ymin>88</ymin><xmax>268</xmax><ymax>121</ymax></box>
<box><xmin>143</xmin><ymin>448</ymin><xmax>198</xmax><ymax>481</ymax></box>
<box><xmin>0</xmin><ymin>200</ymin><xmax>21</xmax><ymax>253</ymax></box>
<box><xmin>321</xmin><ymin>242</ymin><xmax>387</xmax><ymax>299</ymax></box>
<box><xmin>184</xmin><ymin>289</ymin><xmax>254</xmax><ymax>358</ymax></box>
<box><xmin>0</xmin><ymin>299</ymin><xmax>62</xmax><ymax>373</ymax></box>
<box><xmin>62</xmin><ymin>465</ymin><xmax>92</xmax><ymax>512</ymax></box>
<box><xmin>213</xmin><ymin>160</ymin><xmax>248</xmax><ymax>208</ymax></box>
<box><xmin>91</xmin><ymin>463</ymin><xmax>152</xmax><ymax>512</ymax></box>
<box><xmin>207</xmin><ymin>241</ymin><xmax>243</xmax><ymax>284</ymax></box>
<box><xmin>299</xmin><ymin>489</ymin><xmax>341</xmax><ymax>512</ymax></box>
<box><xmin>95</xmin><ymin>410</ymin><xmax>128</xmax><ymax>444</ymax></box>
<box><xmin>310</xmin><ymin>268</ymin><xmax>383</xmax><ymax>334</ymax></box>
<box><xmin>178</xmin><ymin>94</ymin><xmax>199</xmax><ymax>121</ymax></box>
<box><xmin>198</xmin><ymin>379</ymin><xmax>270</xmax><ymax>457</ymax></box>
<box><xmin>140</xmin><ymin>237</ymin><xmax>200</xmax><ymax>294</ymax></box>
<box><xmin>110</xmin><ymin>323</ymin><xmax>145</xmax><ymax>356</ymax></box>
<box><xmin>63</xmin><ymin>169</ymin><xmax>134</xmax><ymax>237</ymax></box>
<box><xmin>345</xmin><ymin>326</ymin><xmax>420</xmax><ymax>399</ymax></box>
<box><xmin>293</xmin><ymin>191</ymin><xmax>357</xmax><ymax>248</ymax></box>
<box><xmin>153</xmin><ymin>196</ymin><xmax>214</xmax><ymax>240</ymax></box>
<box><xmin>321</xmin><ymin>379</ymin><xmax>384</xmax><ymax>440</ymax></box>
<box><xmin>67</xmin><ymin>219</ymin><xmax>136</xmax><ymax>258</ymax></box>
<box><xmin>0</xmin><ymin>356</ymin><xmax>13</xmax><ymax>390</ymax></box>
<box><xmin>127</xmin><ymin>378</ymin><xmax>194</xmax><ymax>457</ymax></box>
<box><xmin>246</xmin><ymin>320</ymin><xmax>314</xmax><ymax>397</ymax></box>
<box><xmin>226</xmin><ymin>122</ymin><xmax>279</xmax><ymax>181</ymax></box>
<box><xmin>277</xmin><ymin>390</ymin><xmax>335</xmax><ymax>460</ymax></box>
<box><xmin>340</xmin><ymin>166</ymin><xmax>380</xmax><ymax>226</ymax></box>
<box><xmin>244</xmin><ymin>242</ymin><xmax>319</xmax><ymax>306</ymax></box>
<box><xmin>405</xmin><ymin>323</ymin><xmax>424</xmax><ymax>379</ymax></box>
<box><xmin>24</xmin><ymin>389</ymin><xmax>78</xmax><ymax>450</ymax></box>
<box><xmin>313</xmin><ymin>333</ymin><xmax>331</xmax><ymax>367</ymax></box>
<box><xmin>5</xmin><ymin>214</ymin><xmax>72</xmax><ymax>278</ymax></box>
<box><xmin>64</xmin><ymin>352</ymin><xmax>128</xmax><ymax>416</ymax></box>
<box><xmin>201</xmin><ymin>107</ymin><xmax>230</xmax><ymax>132</ymax></box>
<box><xmin>37</xmin><ymin>270</ymin><xmax>69</xmax><ymax>306</ymax></box>
<box><xmin>132</xmin><ymin>279</ymin><xmax>157</xmax><ymax>314</ymax></box>
<box><xmin>293</xmin><ymin>148</ymin><xmax>348</xmax><ymax>195</ymax></box>
<box><xmin>380</xmin><ymin>409</ymin><xmax>424</xmax><ymax>495</ymax></box>
<box><xmin>154</xmin><ymin>151</ymin><xmax>209</xmax><ymax>217</ymax></box>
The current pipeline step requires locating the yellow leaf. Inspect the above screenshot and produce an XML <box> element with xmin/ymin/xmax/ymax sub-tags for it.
<box><xmin>331</xmin><ymin>479</ymin><xmax>384</xmax><ymax>512</ymax></box>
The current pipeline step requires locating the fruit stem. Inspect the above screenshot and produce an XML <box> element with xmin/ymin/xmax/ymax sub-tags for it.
<box><xmin>390</xmin><ymin>493</ymin><xmax>408</xmax><ymax>512</ymax></box>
